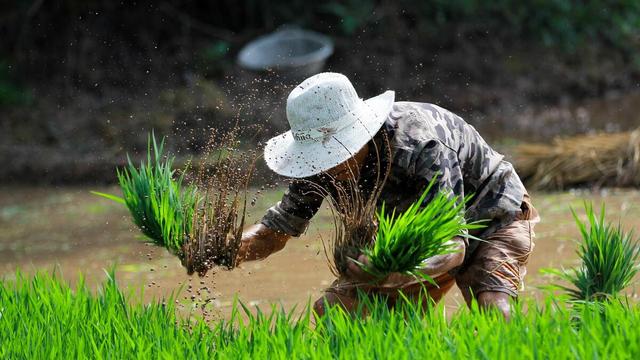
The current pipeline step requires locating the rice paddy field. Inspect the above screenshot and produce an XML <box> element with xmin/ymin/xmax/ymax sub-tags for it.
<box><xmin>2</xmin><ymin>185</ymin><xmax>640</xmax><ymax>358</ymax></box>
<box><xmin>2</xmin><ymin>270</ymin><xmax>639</xmax><ymax>359</ymax></box>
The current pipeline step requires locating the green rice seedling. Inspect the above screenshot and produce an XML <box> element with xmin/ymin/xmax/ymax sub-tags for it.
<box><xmin>2</xmin><ymin>270</ymin><xmax>640</xmax><ymax>358</ymax></box>
<box><xmin>93</xmin><ymin>133</ymin><xmax>199</xmax><ymax>255</ymax></box>
<box><xmin>323</xmin><ymin>173</ymin><xmax>384</xmax><ymax>277</ymax></box>
<box><xmin>317</xmin><ymin>132</ymin><xmax>391</xmax><ymax>277</ymax></box>
<box><xmin>0</xmin><ymin>270</ymin><xmax>218</xmax><ymax>358</ymax></box>
<box><xmin>547</xmin><ymin>202</ymin><xmax>640</xmax><ymax>302</ymax></box>
<box><xmin>362</xmin><ymin>177</ymin><xmax>484</xmax><ymax>281</ymax></box>
<box><xmin>181</xmin><ymin>128</ymin><xmax>259</xmax><ymax>276</ymax></box>
<box><xmin>94</xmin><ymin>128</ymin><xmax>258</xmax><ymax>276</ymax></box>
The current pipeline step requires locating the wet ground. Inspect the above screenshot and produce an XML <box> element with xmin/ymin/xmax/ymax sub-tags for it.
<box><xmin>1</xmin><ymin>185</ymin><xmax>639</xmax><ymax>318</ymax></box>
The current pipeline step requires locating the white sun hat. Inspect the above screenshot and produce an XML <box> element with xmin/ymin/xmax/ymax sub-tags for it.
<box><xmin>264</xmin><ymin>72</ymin><xmax>395</xmax><ymax>178</ymax></box>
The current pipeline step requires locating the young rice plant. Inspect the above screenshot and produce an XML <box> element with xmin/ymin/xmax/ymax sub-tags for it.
<box><xmin>547</xmin><ymin>202</ymin><xmax>640</xmax><ymax>302</ymax></box>
<box><xmin>319</xmin><ymin>132</ymin><xmax>391</xmax><ymax>277</ymax></box>
<box><xmin>362</xmin><ymin>177</ymin><xmax>484</xmax><ymax>281</ymax></box>
<box><xmin>322</xmin><ymin>134</ymin><xmax>482</xmax><ymax>282</ymax></box>
<box><xmin>2</xmin><ymin>270</ymin><xmax>640</xmax><ymax>358</ymax></box>
<box><xmin>93</xmin><ymin>134</ymin><xmax>198</xmax><ymax>255</ymax></box>
<box><xmin>182</xmin><ymin>128</ymin><xmax>259</xmax><ymax>276</ymax></box>
<box><xmin>94</xmin><ymin>129</ymin><xmax>257</xmax><ymax>276</ymax></box>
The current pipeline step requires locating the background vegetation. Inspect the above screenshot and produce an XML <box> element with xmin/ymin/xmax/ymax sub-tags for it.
<box><xmin>3</xmin><ymin>1</ymin><xmax>639</xmax><ymax>91</ymax></box>
<box><xmin>2</xmin><ymin>1</ymin><xmax>640</xmax><ymax>183</ymax></box>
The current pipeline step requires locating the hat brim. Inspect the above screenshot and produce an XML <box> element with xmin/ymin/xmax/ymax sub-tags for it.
<box><xmin>264</xmin><ymin>90</ymin><xmax>395</xmax><ymax>178</ymax></box>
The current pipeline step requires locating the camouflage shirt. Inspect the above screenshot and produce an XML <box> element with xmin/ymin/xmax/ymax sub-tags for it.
<box><xmin>261</xmin><ymin>101</ymin><xmax>526</xmax><ymax>243</ymax></box>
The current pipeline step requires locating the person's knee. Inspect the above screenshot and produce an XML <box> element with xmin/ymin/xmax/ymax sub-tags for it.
<box><xmin>313</xmin><ymin>292</ymin><xmax>346</xmax><ymax>317</ymax></box>
<box><xmin>313</xmin><ymin>296</ymin><xmax>328</xmax><ymax>317</ymax></box>
<box><xmin>477</xmin><ymin>291</ymin><xmax>512</xmax><ymax>320</ymax></box>
<box><xmin>314</xmin><ymin>291</ymin><xmax>362</xmax><ymax>317</ymax></box>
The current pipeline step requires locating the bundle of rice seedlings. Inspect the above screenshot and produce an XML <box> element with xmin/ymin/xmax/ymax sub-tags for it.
<box><xmin>325</xmin><ymin>175</ymin><xmax>382</xmax><ymax>277</ymax></box>
<box><xmin>93</xmin><ymin>134</ymin><xmax>199</xmax><ymax>255</ymax></box>
<box><xmin>548</xmin><ymin>203</ymin><xmax>640</xmax><ymax>302</ymax></box>
<box><xmin>321</xmin><ymin>133</ymin><xmax>480</xmax><ymax>281</ymax></box>
<box><xmin>360</xmin><ymin>177</ymin><xmax>483</xmax><ymax>281</ymax></box>
<box><xmin>513</xmin><ymin>127</ymin><xmax>640</xmax><ymax>190</ymax></box>
<box><xmin>181</xmin><ymin>128</ymin><xmax>259</xmax><ymax>276</ymax></box>
<box><xmin>319</xmin><ymin>134</ymin><xmax>391</xmax><ymax>277</ymax></box>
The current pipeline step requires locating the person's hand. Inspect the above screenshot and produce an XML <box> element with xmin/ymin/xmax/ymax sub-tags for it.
<box><xmin>345</xmin><ymin>254</ymin><xmax>415</xmax><ymax>289</ymax></box>
<box><xmin>235</xmin><ymin>224</ymin><xmax>291</xmax><ymax>265</ymax></box>
<box><xmin>342</xmin><ymin>236</ymin><xmax>466</xmax><ymax>288</ymax></box>
<box><xmin>345</xmin><ymin>253</ymin><xmax>378</xmax><ymax>283</ymax></box>
<box><xmin>417</xmin><ymin>237</ymin><xmax>466</xmax><ymax>277</ymax></box>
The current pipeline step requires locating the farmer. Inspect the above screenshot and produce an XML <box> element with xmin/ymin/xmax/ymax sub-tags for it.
<box><xmin>236</xmin><ymin>72</ymin><xmax>539</xmax><ymax>319</ymax></box>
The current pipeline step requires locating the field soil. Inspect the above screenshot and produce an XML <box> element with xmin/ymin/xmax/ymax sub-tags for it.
<box><xmin>1</xmin><ymin>186</ymin><xmax>639</xmax><ymax>319</ymax></box>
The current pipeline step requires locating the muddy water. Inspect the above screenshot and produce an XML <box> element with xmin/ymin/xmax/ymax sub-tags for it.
<box><xmin>1</xmin><ymin>186</ymin><xmax>639</xmax><ymax>318</ymax></box>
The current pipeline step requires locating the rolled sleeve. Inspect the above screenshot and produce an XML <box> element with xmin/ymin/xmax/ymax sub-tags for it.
<box><xmin>260</xmin><ymin>180</ymin><xmax>324</xmax><ymax>237</ymax></box>
<box><xmin>261</xmin><ymin>202</ymin><xmax>311</xmax><ymax>237</ymax></box>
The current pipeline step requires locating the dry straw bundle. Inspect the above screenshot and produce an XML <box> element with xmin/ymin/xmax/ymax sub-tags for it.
<box><xmin>514</xmin><ymin>128</ymin><xmax>640</xmax><ymax>190</ymax></box>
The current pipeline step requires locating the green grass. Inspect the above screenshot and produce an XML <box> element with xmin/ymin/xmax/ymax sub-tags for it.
<box><xmin>362</xmin><ymin>177</ymin><xmax>484</xmax><ymax>281</ymax></box>
<box><xmin>0</xmin><ymin>271</ymin><xmax>217</xmax><ymax>358</ymax></box>
<box><xmin>1</xmin><ymin>271</ymin><xmax>639</xmax><ymax>359</ymax></box>
<box><xmin>93</xmin><ymin>134</ymin><xmax>199</xmax><ymax>255</ymax></box>
<box><xmin>546</xmin><ymin>203</ymin><xmax>640</xmax><ymax>302</ymax></box>
<box><xmin>0</xmin><ymin>59</ymin><xmax>32</xmax><ymax>107</ymax></box>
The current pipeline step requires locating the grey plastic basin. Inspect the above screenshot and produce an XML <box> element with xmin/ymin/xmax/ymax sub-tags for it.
<box><xmin>237</xmin><ymin>28</ymin><xmax>334</xmax><ymax>78</ymax></box>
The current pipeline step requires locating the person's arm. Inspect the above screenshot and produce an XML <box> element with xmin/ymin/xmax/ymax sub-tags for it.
<box><xmin>236</xmin><ymin>180</ymin><xmax>323</xmax><ymax>264</ymax></box>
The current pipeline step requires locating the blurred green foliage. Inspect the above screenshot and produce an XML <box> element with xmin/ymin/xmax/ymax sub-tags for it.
<box><xmin>322</xmin><ymin>0</ymin><xmax>375</xmax><ymax>35</ymax></box>
<box><xmin>198</xmin><ymin>40</ymin><xmax>231</xmax><ymax>76</ymax></box>
<box><xmin>402</xmin><ymin>0</ymin><xmax>640</xmax><ymax>53</ymax></box>
<box><xmin>201</xmin><ymin>41</ymin><xmax>230</xmax><ymax>61</ymax></box>
<box><xmin>0</xmin><ymin>60</ymin><xmax>32</xmax><ymax>107</ymax></box>
<box><xmin>205</xmin><ymin>0</ymin><xmax>640</xmax><ymax>54</ymax></box>
<box><xmin>2</xmin><ymin>1</ymin><xmax>639</xmax><ymax>89</ymax></box>
<box><xmin>212</xmin><ymin>0</ymin><xmax>640</xmax><ymax>53</ymax></box>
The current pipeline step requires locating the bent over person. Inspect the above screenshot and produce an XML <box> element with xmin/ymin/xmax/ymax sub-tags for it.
<box><xmin>236</xmin><ymin>72</ymin><xmax>539</xmax><ymax>319</ymax></box>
